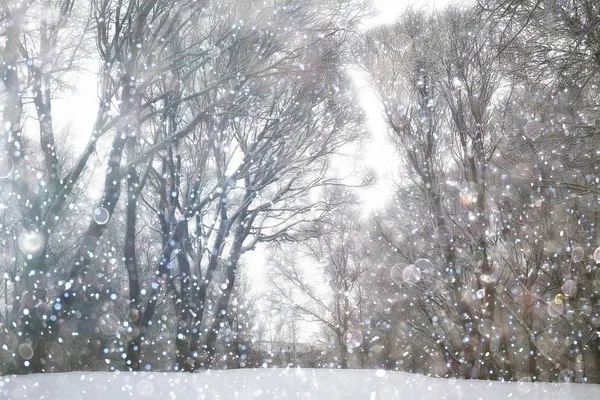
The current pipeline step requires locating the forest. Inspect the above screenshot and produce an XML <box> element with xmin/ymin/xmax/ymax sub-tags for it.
<box><xmin>0</xmin><ymin>0</ymin><xmax>599</xmax><ymax>385</ymax></box>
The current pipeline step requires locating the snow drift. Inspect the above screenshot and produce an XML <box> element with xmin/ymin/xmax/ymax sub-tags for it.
<box><xmin>1</xmin><ymin>368</ymin><xmax>599</xmax><ymax>399</ymax></box>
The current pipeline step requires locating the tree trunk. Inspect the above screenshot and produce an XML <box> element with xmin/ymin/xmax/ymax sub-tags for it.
<box><xmin>126</xmin><ymin>336</ymin><xmax>142</xmax><ymax>372</ymax></box>
<box><xmin>2</xmin><ymin>4</ymin><xmax>52</xmax><ymax>373</ymax></box>
<box><xmin>201</xmin><ymin>214</ymin><xmax>246</xmax><ymax>368</ymax></box>
<box><xmin>337</xmin><ymin>332</ymin><xmax>349</xmax><ymax>369</ymax></box>
<box><xmin>523</xmin><ymin>290</ymin><xmax>538</xmax><ymax>381</ymax></box>
<box><xmin>124</xmin><ymin>134</ymin><xmax>142</xmax><ymax>371</ymax></box>
<box><xmin>174</xmin><ymin>235</ymin><xmax>192</xmax><ymax>372</ymax></box>
<box><xmin>126</xmin><ymin>221</ymin><xmax>187</xmax><ymax>369</ymax></box>
<box><xmin>189</xmin><ymin>201</ymin><xmax>232</xmax><ymax>367</ymax></box>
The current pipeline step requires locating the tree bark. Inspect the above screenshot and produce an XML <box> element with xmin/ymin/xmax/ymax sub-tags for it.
<box><xmin>201</xmin><ymin>210</ymin><xmax>247</xmax><ymax>368</ymax></box>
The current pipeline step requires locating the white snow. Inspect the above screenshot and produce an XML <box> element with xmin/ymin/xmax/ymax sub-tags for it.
<box><xmin>1</xmin><ymin>368</ymin><xmax>599</xmax><ymax>399</ymax></box>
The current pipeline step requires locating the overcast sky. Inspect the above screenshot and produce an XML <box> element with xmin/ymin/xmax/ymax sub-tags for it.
<box><xmin>367</xmin><ymin>0</ymin><xmax>453</xmax><ymax>26</ymax></box>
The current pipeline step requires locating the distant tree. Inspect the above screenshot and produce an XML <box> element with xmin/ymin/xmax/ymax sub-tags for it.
<box><xmin>269</xmin><ymin>200</ymin><xmax>371</xmax><ymax>368</ymax></box>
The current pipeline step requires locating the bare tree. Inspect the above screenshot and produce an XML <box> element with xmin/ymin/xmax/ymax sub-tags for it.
<box><xmin>269</xmin><ymin>201</ymin><xmax>371</xmax><ymax>368</ymax></box>
<box><xmin>361</xmin><ymin>9</ymin><xmax>487</xmax><ymax>378</ymax></box>
<box><xmin>89</xmin><ymin>0</ymin><xmax>370</xmax><ymax>371</ymax></box>
<box><xmin>0</xmin><ymin>0</ymin><xmax>110</xmax><ymax>373</ymax></box>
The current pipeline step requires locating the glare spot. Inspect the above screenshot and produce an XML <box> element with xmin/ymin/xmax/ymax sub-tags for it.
<box><xmin>378</xmin><ymin>384</ymin><xmax>399</xmax><ymax>400</ymax></box>
<box><xmin>401</xmin><ymin>264</ymin><xmax>421</xmax><ymax>284</ymax></box>
<box><xmin>523</xmin><ymin>120</ymin><xmax>542</xmax><ymax>139</ymax></box>
<box><xmin>136</xmin><ymin>379</ymin><xmax>154</xmax><ymax>397</ymax></box>
<box><xmin>93</xmin><ymin>207</ymin><xmax>110</xmax><ymax>225</ymax></box>
<box><xmin>593</xmin><ymin>247</ymin><xmax>600</xmax><ymax>263</ymax></box>
<box><xmin>561</xmin><ymin>280</ymin><xmax>577</xmax><ymax>297</ymax></box>
<box><xmin>434</xmin><ymin>225</ymin><xmax>452</xmax><ymax>246</ymax></box>
<box><xmin>18</xmin><ymin>343</ymin><xmax>34</xmax><ymax>360</ymax></box>
<box><xmin>18</xmin><ymin>230</ymin><xmax>46</xmax><ymax>258</ymax></box>
<box><xmin>554</xmin><ymin>293</ymin><xmax>564</xmax><ymax>304</ymax></box>
<box><xmin>459</xmin><ymin>182</ymin><xmax>478</xmax><ymax>206</ymax></box>
<box><xmin>344</xmin><ymin>328</ymin><xmax>363</xmax><ymax>349</ymax></box>
<box><xmin>0</xmin><ymin>155</ymin><xmax>14</xmax><ymax>179</ymax></box>
<box><xmin>571</xmin><ymin>246</ymin><xmax>584</xmax><ymax>262</ymax></box>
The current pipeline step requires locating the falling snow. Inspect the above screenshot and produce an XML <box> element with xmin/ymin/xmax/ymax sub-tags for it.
<box><xmin>0</xmin><ymin>0</ymin><xmax>599</xmax><ymax>397</ymax></box>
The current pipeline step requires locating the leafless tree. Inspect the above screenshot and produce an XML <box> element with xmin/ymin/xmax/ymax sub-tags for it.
<box><xmin>269</xmin><ymin>201</ymin><xmax>371</xmax><ymax>368</ymax></box>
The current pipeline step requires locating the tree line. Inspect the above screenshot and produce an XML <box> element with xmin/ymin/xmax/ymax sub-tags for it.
<box><xmin>1</xmin><ymin>0</ymin><xmax>599</xmax><ymax>383</ymax></box>
<box><xmin>270</xmin><ymin>0</ymin><xmax>600</xmax><ymax>384</ymax></box>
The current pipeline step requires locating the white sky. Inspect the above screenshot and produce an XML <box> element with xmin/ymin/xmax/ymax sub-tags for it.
<box><xmin>365</xmin><ymin>0</ymin><xmax>451</xmax><ymax>27</ymax></box>
<box><xmin>54</xmin><ymin>64</ymin><xmax>99</xmax><ymax>153</ymax></box>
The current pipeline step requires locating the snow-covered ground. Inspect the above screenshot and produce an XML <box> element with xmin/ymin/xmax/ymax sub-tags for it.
<box><xmin>1</xmin><ymin>368</ymin><xmax>599</xmax><ymax>399</ymax></box>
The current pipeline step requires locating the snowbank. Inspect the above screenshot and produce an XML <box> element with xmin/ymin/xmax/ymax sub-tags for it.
<box><xmin>1</xmin><ymin>368</ymin><xmax>599</xmax><ymax>399</ymax></box>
